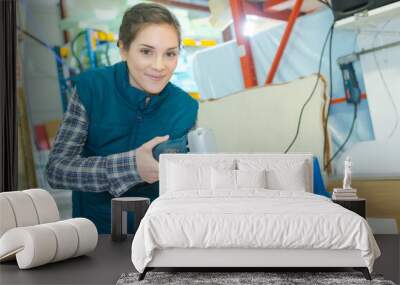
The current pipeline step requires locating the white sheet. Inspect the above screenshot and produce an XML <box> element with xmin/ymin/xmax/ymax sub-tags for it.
<box><xmin>131</xmin><ymin>190</ymin><xmax>380</xmax><ymax>273</ymax></box>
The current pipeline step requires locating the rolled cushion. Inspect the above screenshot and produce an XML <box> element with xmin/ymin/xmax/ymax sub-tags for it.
<box><xmin>0</xmin><ymin>196</ymin><xmax>17</xmax><ymax>237</ymax></box>
<box><xmin>23</xmin><ymin>189</ymin><xmax>59</xmax><ymax>223</ymax></box>
<box><xmin>0</xmin><ymin>226</ymin><xmax>57</xmax><ymax>269</ymax></box>
<box><xmin>63</xmin><ymin>218</ymin><xmax>98</xmax><ymax>257</ymax></box>
<box><xmin>0</xmin><ymin>189</ymin><xmax>60</xmax><ymax>238</ymax></box>
<box><xmin>0</xmin><ymin>192</ymin><xmax>39</xmax><ymax>227</ymax></box>
<box><xmin>42</xmin><ymin>221</ymin><xmax>79</xmax><ymax>262</ymax></box>
<box><xmin>0</xmin><ymin>218</ymin><xmax>98</xmax><ymax>269</ymax></box>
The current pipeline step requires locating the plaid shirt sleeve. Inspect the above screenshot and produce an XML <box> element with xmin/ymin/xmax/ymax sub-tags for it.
<box><xmin>45</xmin><ymin>90</ymin><xmax>143</xmax><ymax>197</ymax></box>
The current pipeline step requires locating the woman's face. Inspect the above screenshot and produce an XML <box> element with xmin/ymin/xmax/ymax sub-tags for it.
<box><xmin>120</xmin><ymin>23</ymin><xmax>180</xmax><ymax>95</ymax></box>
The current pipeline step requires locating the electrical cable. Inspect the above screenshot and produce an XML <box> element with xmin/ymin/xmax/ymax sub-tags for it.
<box><xmin>323</xmin><ymin>15</ymin><xmax>335</xmax><ymax>170</ymax></box>
<box><xmin>324</xmin><ymin>103</ymin><xmax>358</xmax><ymax>168</ymax></box>
<box><xmin>316</xmin><ymin>0</ymin><xmax>331</xmax><ymax>8</ymax></box>
<box><xmin>323</xmin><ymin>17</ymin><xmax>399</xmax><ymax>170</ymax></box>
<box><xmin>71</xmin><ymin>29</ymin><xmax>113</xmax><ymax>70</ymax></box>
<box><xmin>317</xmin><ymin>3</ymin><xmax>348</xmax><ymax>171</ymax></box>
<box><xmin>93</xmin><ymin>29</ymin><xmax>113</xmax><ymax>66</ymax></box>
<box><xmin>17</xmin><ymin>27</ymin><xmax>50</xmax><ymax>49</ymax></box>
<box><xmin>322</xmin><ymin>9</ymin><xmax>400</xmax><ymax>171</ymax></box>
<box><xmin>17</xmin><ymin>27</ymin><xmax>67</xmax><ymax>68</ymax></box>
<box><xmin>94</xmin><ymin>29</ymin><xmax>112</xmax><ymax>66</ymax></box>
<box><xmin>283</xmin><ymin>22</ymin><xmax>334</xmax><ymax>153</ymax></box>
<box><xmin>322</xmin><ymin>3</ymin><xmax>360</xmax><ymax>170</ymax></box>
<box><xmin>17</xmin><ymin>27</ymin><xmax>76</xmax><ymax>109</ymax></box>
<box><xmin>70</xmin><ymin>30</ymin><xmax>86</xmax><ymax>72</ymax></box>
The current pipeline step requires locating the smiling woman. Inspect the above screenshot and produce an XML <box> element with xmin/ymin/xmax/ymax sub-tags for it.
<box><xmin>118</xmin><ymin>3</ymin><xmax>181</xmax><ymax>94</ymax></box>
<box><xmin>45</xmin><ymin>3</ymin><xmax>198</xmax><ymax>234</ymax></box>
<box><xmin>120</xmin><ymin>24</ymin><xmax>180</xmax><ymax>94</ymax></box>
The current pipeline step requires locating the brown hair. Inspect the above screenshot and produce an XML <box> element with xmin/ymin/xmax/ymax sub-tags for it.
<box><xmin>118</xmin><ymin>3</ymin><xmax>181</xmax><ymax>50</ymax></box>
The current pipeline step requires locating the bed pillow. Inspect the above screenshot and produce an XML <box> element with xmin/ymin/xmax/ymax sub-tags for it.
<box><xmin>167</xmin><ymin>162</ymin><xmax>211</xmax><ymax>191</ymax></box>
<box><xmin>211</xmin><ymin>169</ymin><xmax>268</xmax><ymax>190</ymax></box>
<box><xmin>266</xmin><ymin>162</ymin><xmax>308</xmax><ymax>191</ymax></box>
<box><xmin>236</xmin><ymin>169</ymin><xmax>267</xmax><ymax>189</ymax></box>
<box><xmin>238</xmin><ymin>159</ymin><xmax>309</xmax><ymax>191</ymax></box>
<box><xmin>211</xmin><ymin>168</ymin><xmax>236</xmax><ymax>190</ymax></box>
<box><xmin>167</xmin><ymin>159</ymin><xmax>236</xmax><ymax>192</ymax></box>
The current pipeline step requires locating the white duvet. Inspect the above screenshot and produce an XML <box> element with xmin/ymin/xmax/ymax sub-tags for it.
<box><xmin>131</xmin><ymin>190</ymin><xmax>380</xmax><ymax>273</ymax></box>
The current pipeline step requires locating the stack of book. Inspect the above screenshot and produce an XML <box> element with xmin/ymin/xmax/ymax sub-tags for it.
<box><xmin>332</xmin><ymin>188</ymin><xmax>358</xmax><ymax>200</ymax></box>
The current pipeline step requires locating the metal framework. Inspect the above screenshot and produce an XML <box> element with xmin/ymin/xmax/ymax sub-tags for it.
<box><xmin>230</xmin><ymin>0</ymin><xmax>258</xmax><ymax>88</ymax></box>
<box><xmin>229</xmin><ymin>0</ymin><xmax>306</xmax><ymax>87</ymax></box>
<box><xmin>265</xmin><ymin>0</ymin><xmax>304</xmax><ymax>84</ymax></box>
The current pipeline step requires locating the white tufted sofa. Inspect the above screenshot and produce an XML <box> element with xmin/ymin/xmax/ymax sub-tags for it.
<box><xmin>0</xmin><ymin>189</ymin><xmax>98</xmax><ymax>269</ymax></box>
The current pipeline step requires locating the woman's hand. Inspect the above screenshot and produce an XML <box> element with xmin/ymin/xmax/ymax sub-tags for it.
<box><xmin>136</xmin><ymin>135</ymin><xmax>169</xmax><ymax>183</ymax></box>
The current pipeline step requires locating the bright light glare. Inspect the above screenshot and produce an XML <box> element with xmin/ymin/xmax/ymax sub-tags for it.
<box><xmin>243</xmin><ymin>20</ymin><xmax>256</xmax><ymax>36</ymax></box>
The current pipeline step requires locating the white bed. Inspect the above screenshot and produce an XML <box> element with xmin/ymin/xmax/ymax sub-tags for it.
<box><xmin>131</xmin><ymin>154</ymin><xmax>380</xmax><ymax>280</ymax></box>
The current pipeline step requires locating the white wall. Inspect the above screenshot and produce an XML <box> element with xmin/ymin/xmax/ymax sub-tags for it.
<box><xmin>335</xmin><ymin>18</ymin><xmax>400</xmax><ymax>178</ymax></box>
<box><xmin>20</xmin><ymin>0</ymin><xmax>64</xmax><ymax>125</ymax></box>
<box><xmin>198</xmin><ymin>74</ymin><xmax>327</xmax><ymax>168</ymax></box>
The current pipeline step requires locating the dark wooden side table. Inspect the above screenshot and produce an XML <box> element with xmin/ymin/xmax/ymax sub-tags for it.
<box><xmin>332</xmin><ymin>198</ymin><xmax>366</xmax><ymax>218</ymax></box>
<box><xmin>111</xmin><ymin>197</ymin><xmax>150</xmax><ymax>242</ymax></box>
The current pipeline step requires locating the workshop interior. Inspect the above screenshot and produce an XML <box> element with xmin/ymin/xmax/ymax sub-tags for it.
<box><xmin>1</xmin><ymin>0</ymin><xmax>400</xmax><ymax>284</ymax></box>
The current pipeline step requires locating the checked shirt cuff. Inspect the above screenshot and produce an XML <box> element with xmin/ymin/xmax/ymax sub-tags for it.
<box><xmin>106</xmin><ymin>150</ymin><xmax>143</xmax><ymax>197</ymax></box>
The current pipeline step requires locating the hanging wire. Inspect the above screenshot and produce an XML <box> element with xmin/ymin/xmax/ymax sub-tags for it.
<box><xmin>284</xmin><ymin>23</ymin><xmax>334</xmax><ymax>153</ymax></box>
<box><xmin>17</xmin><ymin>27</ymin><xmax>76</xmax><ymax>73</ymax></box>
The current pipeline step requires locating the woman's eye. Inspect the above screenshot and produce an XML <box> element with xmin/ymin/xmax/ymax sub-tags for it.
<box><xmin>166</xmin><ymin>51</ymin><xmax>177</xmax><ymax>58</ymax></box>
<box><xmin>140</xmin><ymin>49</ymin><xmax>152</xmax><ymax>55</ymax></box>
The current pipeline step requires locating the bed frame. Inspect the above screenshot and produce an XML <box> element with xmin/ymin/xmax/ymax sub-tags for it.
<box><xmin>138</xmin><ymin>154</ymin><xmax>372</xmax><ymax>281</ymax></box>
<box><xmin>139</xmin><ymin>248</ymin><xmax>371</xmax><ymax>280</ymax></box>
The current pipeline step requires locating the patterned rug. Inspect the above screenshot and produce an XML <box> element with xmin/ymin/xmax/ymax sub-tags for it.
<box><xmin>116</xmin><ymin>271</ymin><xmax>396</xmax><ymax>285</ymax></box>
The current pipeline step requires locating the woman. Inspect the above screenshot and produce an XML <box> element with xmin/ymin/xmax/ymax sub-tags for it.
<box><xmin>46</xmin><ymin>3</ymin><xmax>198</xmax><ymax>234</ymax></box>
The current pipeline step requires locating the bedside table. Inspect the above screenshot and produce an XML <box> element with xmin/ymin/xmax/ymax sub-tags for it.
<box><xmin>332</xmin><ymin>198</ymin><xmax>366</xmax><ymax>218</ymax></box>
<box><xmin>111</xmin><ymin>197</ymin><xmax>150</xmax><ymax>242</ymax></box>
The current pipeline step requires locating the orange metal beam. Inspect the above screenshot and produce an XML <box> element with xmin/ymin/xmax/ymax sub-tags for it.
<box><xmin>230</xmin><ymin>0</ymin><xmax>258</xmax><ymax>88</ymax></box>
<box><xmin>264</xmin><ymin>0</ymin><xmax>288</xmax><ymax>8</ymax></box>
<box><xmin>244</xmin><ymin>1</ymin><xmax>294</xmax><ymax>21</ymax></box>
<box><xmin>262</xmin><ymin>9</ymin><xmax>299</xmax><ymax>21</ymax></box>
<box><xmin>331</xmin><ymin>93</ymin><xmax>367</xmax><ymax>104</ymax></box>
<box><xmin>265</xmin><ymin>0</ymin><xmax>304</xmax><ymax>84</ymax></box>
<box><xmin>243</xmin><ymin>1</ymin><xmax>264</xmax><ymax>17</ymax></box>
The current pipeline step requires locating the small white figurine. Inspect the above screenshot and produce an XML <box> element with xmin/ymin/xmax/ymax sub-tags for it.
<box><xmin>343</xmin><ymin>156</ymin><xmax>352</xmax><ymax>190</ymax></box>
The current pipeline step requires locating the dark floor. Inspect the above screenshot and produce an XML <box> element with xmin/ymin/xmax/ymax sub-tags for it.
<box><xmin>373</xmin><ymin>234</ymin><xmax>400</xmax><ymax>284</ymax></box>
<box><xmin>0</xmin><ymin>234</ymin><xmax>398</xmax><ymax>285</ymax></box>
<box><xmin>0</xmin><ymin>235</ymin><xmax>134</xmax><ymax>285</ymax></box>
